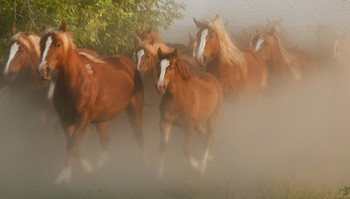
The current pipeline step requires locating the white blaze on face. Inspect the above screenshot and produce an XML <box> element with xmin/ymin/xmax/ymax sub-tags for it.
<box><xmin>334</xmin><ymin>39</ymin><xmax>340</xmax><ymax>58</ymax></box>
<box><xmin>196</xmin><ymin>29</ymin><xmax>208</xmax><ymax>62</ymax></box>
<box><xmin>136</xmin><ymin>49</ymin><xmax>144</xmax><ymax>70</ymax></box>
<box><xmin>192</xmin><ymin>41</ymin><xmax>198</xmax><ymax>58</ymax></box>
<box><xmin>4</xmin><ymin>42</ymin><xmax>19</xmax><ymax>74</ymax></box>
<box><xmin>38</xmin><ymin>36</ymin><xmax>52</xmax><ymax>71</ymax></box>
<box><xmin>158</xmin><ymin>59</ymin><xmax>170</xmax><ymax>84</ymax></box>
<box><xmin>255</xmin><ymin>38</ymin><xmax>264</xmax><ymax>52</ymax></box>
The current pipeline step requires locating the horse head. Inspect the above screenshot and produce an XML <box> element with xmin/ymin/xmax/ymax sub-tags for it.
<box><xmin>156</xmin><ymin>48</ymin><xmax>190</xmax><ymax>94</ymax></box>
<box><xmin>38</xmin><ymin>20</ymin><xmax>72</xmax><ymax>80</ymax></box>
<box><xmin>4</xmin><ymin>28</ymin><xmax>40</xmax><ymax>82</ymax></box>
<box><xmin>193</xmin><ymin>15</ymin><xmax>221</xmax><ymax>67</ymax></box>
<box><xmin>251</xmin><ymin>26</ymin><xmax>279</xmax><ymax>63</ymax></box>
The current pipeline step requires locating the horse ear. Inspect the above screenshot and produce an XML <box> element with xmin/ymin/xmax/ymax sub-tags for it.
<box><xmin>60</xmin><ymin>20</ymin><xmax>67</xmax><ymax>32</ymax></box>
<box><xmin>172</xmin><ymin>48</ymin><xmax>178</xmax><ymax>57</ymax></box>
<box><xmin>193</xmin><ymin>17</ymin><xmax>204</xmax><ymax>29</ymax></box>
<box><xmin>254</xmin><ymin>26</ymin><xmax>260</xmax><ymax>34</ymax></box>
<box><xmin>135</xmin><ymin>35</ymin><xmax>141</xmax><ymax>46</ymax></box>
<box><xmin>269</xmin><ymin>26</ymin><xmax>276</xmax><ymax>35</ymax></box>
<box><xmin>157</xmin><ymin>47</ymin><xmax>163</xmax><ymax>59</ymax></box>
<box><xmin>214</xmin><ymin>14</ymin><xmax>220</xmax><ymax>21</ymax></box>
<box><xmin>11</xmin><ymin>27</ymin><xmax>16</xmax><ymax>35</ymax></box>
<box><xmin>43</xmin><ymin>24</ymin><xmax>49</xmax><ymax>31</ymax></box>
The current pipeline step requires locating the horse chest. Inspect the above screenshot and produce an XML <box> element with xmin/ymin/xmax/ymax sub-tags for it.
<box><xmin>160</xmin><ymin>91</ymin><xmax>197</xmax><ymax>122</ymax></box>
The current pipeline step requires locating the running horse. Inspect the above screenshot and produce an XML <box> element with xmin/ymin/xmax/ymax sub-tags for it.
<box><xmin>38</xmin><ymin>20</ymin><xmax>144</xmax><ymax>183</ymax></box>
<box><xmin>156</xmin><ymin>48</ymin><xmax>223</xmax><ymax>177</ymax></box>
<box><xmin>3</xmin><ymin>27</ymin><xmax>51</xmax><ymax>120</ymax></box>
<box><xmin>134</xmin><ymin>29</ymin><xmax>201</xmax><ymax>74</ymax></box>
<box><xmin>193</xmin><ymin>15</ymin><xmax>268</xmax><ymax>99</ymax></box>
<box><xmin>251</xmin><ymin>26</ymin><xmax>319</xmax><ymax>83</ymax></box>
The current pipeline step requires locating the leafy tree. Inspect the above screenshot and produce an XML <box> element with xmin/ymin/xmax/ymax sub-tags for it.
<box><xmin>0</xmin><ymin>0</ymin><xmax>184</xmax><ymax>58</ymax></box>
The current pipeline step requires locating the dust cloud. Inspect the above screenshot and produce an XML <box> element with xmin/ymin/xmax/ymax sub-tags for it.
<box><xmin>2</xmin><ymin>1</ymin><xmax>350</xmax><ymax>199</ymax></box>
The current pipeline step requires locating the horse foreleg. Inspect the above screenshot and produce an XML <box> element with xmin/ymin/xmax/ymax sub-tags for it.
<box><xmin>201</xmin><ymin>114</ymin><xmax>217</xmax><ymax>174</ymax></box>
<box><xmin>159</xmin><ymin>120</ymin><xmax>172</xmax><ymax>178</ymax></box>
<box><xmin>185</xmin><ymin>123</ymin><xmax>199</xmax><ymax>169</ymax></box>
<box><xmin>56</xmin><ymin>122</ymin><xmax>89</xmax><ymax>184</ymax></box>
<box><xmin>96</xmin><ymin>121</ymin><xmax>109</xmax><ymax>170</ymax></box>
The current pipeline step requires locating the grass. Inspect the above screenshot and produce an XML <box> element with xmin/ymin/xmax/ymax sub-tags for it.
<box><xmin>260</xmin><ymin>180</ymin><xmax>350</xmax><ymax>199</ymax></box>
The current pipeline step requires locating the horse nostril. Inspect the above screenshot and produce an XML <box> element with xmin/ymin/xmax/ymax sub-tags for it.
<box><xmin>203</xmin><ymin>55</ymin><xmax>207</xmax><ymax>63</ymax></box>
<box><xmin>162</xmin><ymin>85</ymin><xmax>166</xmax><ymax>90</ymax></box>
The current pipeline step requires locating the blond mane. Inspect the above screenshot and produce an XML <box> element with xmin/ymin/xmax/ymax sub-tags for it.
<box><xmin>141</xmin><ymin>32</ymin><xmax>173</xmax><ymax>56</ymax></box>
<box><xmin>55</xmin><ymin>31</ymin><xmax>105</xmax><ymax>64</ymax></box>
<box><xmin>206</xmin><ymin>18</ymin><xmax>246</xmax><ymax>67</ymax></box>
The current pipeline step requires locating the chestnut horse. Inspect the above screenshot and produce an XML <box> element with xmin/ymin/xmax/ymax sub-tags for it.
<box><xmin>193</xmin><ymin>15</ymin><xmax>268</xmax><ymax>99</ymax></box>
<box><xmin>134</xmin><ymin>29</ymin><xmax>201</xmax><ymax>74</ymax></box>
<box><xmin>156</xmin><ymin>48</ymin><xmax>223</xmax><ymax>177</ymax></box>
<box><xmin>3</xmin><ymin>27</ymin><xmax>54</xmax><ymax>124</ymax></box>
<box><xmin>251</xmin><ymin>26</ymin><xmax>319</xmax><ymax>83</ymax></box>
<box><xmin>38</xmin><ymin>20</ymin><xmax>144</xmax><ymax>183</ymax></box>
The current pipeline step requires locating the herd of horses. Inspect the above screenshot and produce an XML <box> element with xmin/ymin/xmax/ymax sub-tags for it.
<box><xmin>3</xmin><ymin>14</ymin><xmax>349</xmax><ymax>183</ymax></box>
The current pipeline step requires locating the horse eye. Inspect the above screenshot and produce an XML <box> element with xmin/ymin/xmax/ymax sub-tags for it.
<box><xmin>265</xmin><ymin>42</ymin><xmax>270</xmax><ymax>46</ymax></box>
<box><xmin>57</xmin><ymin>44</ymin><xmax>61</xmax><ymax>47</ymax></box>
<box><xmin>19</xmin><ymin>49</ymin><xmax>24</xmax><ymax>53</ymax></box>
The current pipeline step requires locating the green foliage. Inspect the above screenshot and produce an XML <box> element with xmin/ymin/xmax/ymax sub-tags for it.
<box><xmin>0</xmin><ymin>0</ymin><xmax>184</xmax><ymax>58</ymax></box>
<box><xmin>336</xmin><ymin>186</ymin><xmax>350</xmax><ymax>199</ymax></box>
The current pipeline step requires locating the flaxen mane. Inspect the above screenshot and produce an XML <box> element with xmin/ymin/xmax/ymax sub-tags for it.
<box><xmin>271</xmin><ymin>34</ymin><xmax>296</xmax><ymax>65</ymax></box>
<box><xmin>206</xmin><ymin>18</ymin><xmax>246</xmax><ymax>68</ymax></box>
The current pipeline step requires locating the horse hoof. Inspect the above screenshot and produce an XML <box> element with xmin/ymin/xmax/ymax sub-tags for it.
<box><xmin>189</xmin><ymin>157</ymin><xmax>199</xmax><ymax>169</ymax></box>
<box><xmin>97</xmin><ymin>152</ymin><xmax>109</xmax><ymax>170</ymax></box>
<box><xmin>80</xmin><ymin>158</ymin><xmax>94</xmax><ymax>174</ymax></box>
<box><xmin>55</xmin><ymin>168</ymin><xmax>71</xmax><ymax>184</ymax></box>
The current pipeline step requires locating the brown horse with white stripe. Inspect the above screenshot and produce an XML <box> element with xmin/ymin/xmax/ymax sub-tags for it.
<box><xmin>251</xmin><ymin>27</ymin><xmax>319</xmax><ymax>83</ymax></box>
<box><xmin>38</xmin><ymin>20</ymin><xmax>144</xmax><ymax>183</ymax></box>
<box><xmin>156</xmin><ymin>48</ymin><xmax>223</xmax><ymax>177</ymax></box>
<box><xmin>193</xmin><ymin>15</ymin><xmax>268</xmax><ymax>100</ymax></box>
<box><xmin>3</xmin><ymin>27</ymin><xmax>53</xmax><ymax>124</ymax></box>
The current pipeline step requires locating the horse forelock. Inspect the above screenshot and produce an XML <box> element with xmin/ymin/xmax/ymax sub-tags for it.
<box><xmin>206</xmin><ymin>18</ymin><xmax>246</xmax><ymax>68</ymax></box>
<box><xmin>11</xmin><ymin>32</ymin><xmax>39</xmax><ymax>55</ymax></box>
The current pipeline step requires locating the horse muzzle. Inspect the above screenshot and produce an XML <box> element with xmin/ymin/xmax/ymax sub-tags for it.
<box><xmin>3</xmin><ymin>70</ymin><xmax>17</xmax><ymax>82</ymax></box>
<box><xmin>38</xmin><ymin>65</ymin><xmax>51</xmax><ymax>80</ymax></box>
<box><xmin>196</xmin><ymin>55</ymin><xmax>208</xmax><ymax>67</ymax></box>
<box><xmin>156</xmin><ymin>82</ymin><xmax>166</xmax><ymax>94</ymax></box>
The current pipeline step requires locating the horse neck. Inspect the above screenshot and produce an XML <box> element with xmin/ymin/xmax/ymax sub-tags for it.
<box><xmin>207</xmin><ymin>51</ymin><xmax>246</xmax><ymax>84</ymax></box>
<box><xmin>164</xmin><ymin>67</ymin><xmax>190</xmax><ymax>99</ymax></box>
<box><xmin>270</xmin><ymin>38</ymin><xmax>294</xmax><ymax>68</ymax></box>
<box><xmin>56</xmin><ymin>47</ymin><xmax>91</xmax><ymax>93</ymax></box>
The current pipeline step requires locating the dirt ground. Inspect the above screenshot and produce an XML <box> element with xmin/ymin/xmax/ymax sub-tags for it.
<box><xmin>1</xmin><ymin>62</ymin><xmax>350</xmax><ymax>199</ymax></box>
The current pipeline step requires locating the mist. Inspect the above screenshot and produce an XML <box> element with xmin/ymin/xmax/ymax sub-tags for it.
<box><xmin>2</xmin><ymin>0</ymin><xmax>350</xmax><ymax>198</ymax></box>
